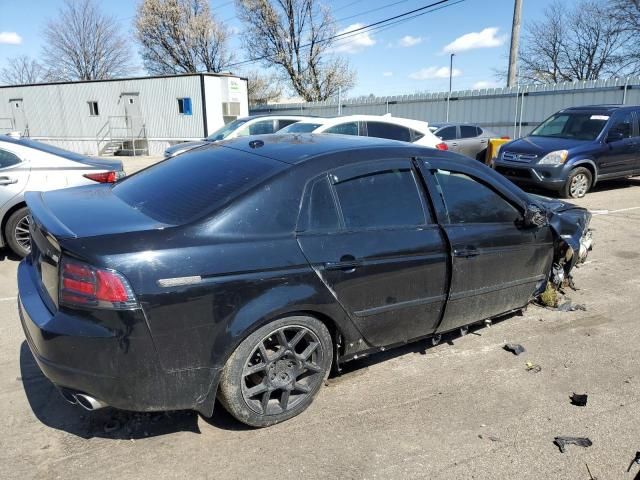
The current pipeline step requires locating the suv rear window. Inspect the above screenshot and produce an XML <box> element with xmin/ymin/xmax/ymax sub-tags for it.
<box><xmin>113</xmin><ymin>146</ymin><xmax>284</xmax><ymax>225</ymax></box>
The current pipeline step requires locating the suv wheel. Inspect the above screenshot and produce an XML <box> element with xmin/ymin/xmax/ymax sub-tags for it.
<box><xmin>218</xmin><ymin>316</ymin><xmax>332</xmax><ymax>427</ymax></box>
<box><xmin>561</xmin><ymin>167</ymin><xmax>592</xmax><ymax>199</ymax></box>
<box><xmin>5</xmin><ymin>207</ymin><xmax>31</xmax><ymax>258</ymax></box>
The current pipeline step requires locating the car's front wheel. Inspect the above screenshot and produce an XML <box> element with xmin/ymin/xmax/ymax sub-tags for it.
<box><xmin>5</xmin><ymin>207</ymin><xmax>31</xmax><ymax>258</ymax></box>
<box><xmin>561</xmin><ymin>167</ymin><xmax>592</xmax><ymax>199</ymax></box>
<box><xmin>218</xmin><ymin>316</ymin><xmax>333</xmax><ymax>427</ymax></box>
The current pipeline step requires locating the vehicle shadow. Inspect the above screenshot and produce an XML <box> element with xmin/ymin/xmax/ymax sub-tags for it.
<box><xmin>19</xmin><ymin>341</ymin><xmax>201</xmax><ymax>439</ymax></box>
<box><xmin>522</xmin><ymin>177</ymin><xmax>640</xmax><ymax>197</ymax></box>
<box><xmin>0</xmin><ymin>247</ymin><xmax>21</xmax><ymax>262</ymax></box>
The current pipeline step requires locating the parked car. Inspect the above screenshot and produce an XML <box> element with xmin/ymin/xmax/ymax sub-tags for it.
<box><xmin>429</xmin><ymin>123</ymin><xmax>500</xmax><ymax>160</ymax></box>
<box><xmin>0</xmin><ymin>135</ymin><xmax>124</xmax><ymax>257</ymax></box>
<box><xmin>493</xmin><ymin>105</ymin><xmax>640</xmax><ymax>198</ymax></box>
<box><xmin>19</xmin><ymin>134</ymin><xmax>592</xmax><ymax>427</ymax></box>
<box><xmin>278</xmin><ymin>114</ymin><xmax>444</xmax><ymax>149</ymax></box>
<box><xmin>163</xmin><ymin>115</ymin><xmax>314</xmax><ymax>158</ymax></box>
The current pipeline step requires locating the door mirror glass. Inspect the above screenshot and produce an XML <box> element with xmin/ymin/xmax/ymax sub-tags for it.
<box><xmin>522</xmin><ymin>204</ymin><xmax>548</xmax><ymax>228</ymax></box>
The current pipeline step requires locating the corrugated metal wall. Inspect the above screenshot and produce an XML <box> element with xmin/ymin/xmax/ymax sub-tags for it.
<box><xmin>251</xmin><ymin>77</ymin><xmax>640</xmax><ymax>137</ymax></box>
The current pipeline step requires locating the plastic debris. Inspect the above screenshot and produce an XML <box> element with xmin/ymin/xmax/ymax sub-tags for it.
<box><xmin>570</xmin><ymin>393</ymin><xmax>588</xmax><ymax>407</ymax></box>
<box><xmin>525</xmin><ymin>361</ymin><xmax>542</xmax><ymax>373</ymax></box>
<box><xmin>554</xmin><ymin>436</ymin><xmax>592</xmax><ymax>453</ymax></box>
<box><xmin>626</xmin><ymin>451</ymin><xmax>640</xmax><ymax>473</ymax></box>
<box><xmin>504</xmin><ymin>343</ymin><xmax>526</xmax><ymax>355</ymax></box>
<box><xmin>478</xmin><ymin>434</ymin><xmax>500</xmax><ymax>442</ymax></box>
<box><xmin>557</xmin><ymin>301</ymin><xmax>587</xmax><ymax>312</ymax></box>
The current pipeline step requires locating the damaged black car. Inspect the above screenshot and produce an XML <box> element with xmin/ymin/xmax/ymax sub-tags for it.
<box><xmin>17</xmin><ymin>134</ymin><xmax>593</xmax><ymax>427</ymax></box>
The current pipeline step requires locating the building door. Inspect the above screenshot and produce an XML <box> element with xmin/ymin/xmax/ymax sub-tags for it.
<box><xmin>9</xmin><ymin>99</ymin><xmax>27</xmax><ymax>135</ymax></box>
<box><xmin>121</xmin><ymin>93</ymin><xmax>143</xmax><ymax>138</ymax></box>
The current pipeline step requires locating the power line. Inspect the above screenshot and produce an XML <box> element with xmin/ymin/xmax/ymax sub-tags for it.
<box><xmin>226</xmin><ymin>0</ymin><xmax>459</xmax><ymax>69</ymax></box>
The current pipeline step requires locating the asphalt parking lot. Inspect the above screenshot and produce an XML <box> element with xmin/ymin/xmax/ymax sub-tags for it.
<box><xmin>1</xmin><ymin>162</ymin><xmax>640</xmax><ymax>479</ymax></box>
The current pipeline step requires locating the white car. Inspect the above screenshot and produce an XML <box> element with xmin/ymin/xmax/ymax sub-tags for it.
<box><xmin>164</xmin><ymin>115</ymin><xmax>317</xmax><ymax>158</ymax></box>
<box><xmin>0</xmin><ymin>135</ymin><xmax>124</xmax><ymax>257</ymax></box>
<box><xmin>279</xmin><ymin>114</ymin><xmax>445</xmax><ymax>149</ymax></box>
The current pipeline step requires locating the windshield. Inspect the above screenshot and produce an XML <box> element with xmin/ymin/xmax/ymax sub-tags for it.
<box><xmin>279</xmin><ymin>122</ymin><xmax>324</xmax><ymax>133</ymax></box>
<box><xmin>530</xmin><ymin>112</ymin><xmax>609</xmax><ymax>140</ymax></box>
<box><xmin>206</xmin><ymin>118</ymin><xmax>249</xmax><ymax>141</ymax></box>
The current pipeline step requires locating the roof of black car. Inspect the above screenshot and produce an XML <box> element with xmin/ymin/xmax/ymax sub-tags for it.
<box><xmin>562</xmin><ymin>104</ymin><xmax>637</xmax><ymax>113</ymax></box>
<box><xmin>218</xmin><ymin>133</ymin><xmax>423</xmax><ymax>164</ymax></box>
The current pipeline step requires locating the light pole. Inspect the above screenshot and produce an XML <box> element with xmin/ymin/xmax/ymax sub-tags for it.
<box><xmin>447</xmin><ymin>53</ymin><xmax>455</xmax><ymax>122</ymax></box>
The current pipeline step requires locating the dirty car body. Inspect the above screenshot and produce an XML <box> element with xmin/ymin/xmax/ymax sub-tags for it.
<box><xmin>17</xmin><ymin>134</ymin><xmax>593</xmax><ymax>426</ymax></box>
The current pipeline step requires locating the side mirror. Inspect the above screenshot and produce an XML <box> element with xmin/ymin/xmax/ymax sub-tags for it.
<box><xmin>521</xmin><ymin>204</ymin><xmax>548</xmax><ymax>228</ymax></box>
<box><xmin>606</xmin><ymin>130</ymin><xmax>624</xmax><ymax>143</ymax></box>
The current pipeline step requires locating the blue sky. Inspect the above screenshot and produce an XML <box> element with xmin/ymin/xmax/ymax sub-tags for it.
<box><xmin>0</xmin><ymin>0</ymin><xmax>563</xmax><ymax>97</ymax></box>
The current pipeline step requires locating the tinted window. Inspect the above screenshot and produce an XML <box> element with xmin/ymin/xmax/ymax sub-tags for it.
<box><xmin>437</xmin><ymin>126</ymin><xmax>456</xmax><ymax>140</ymax></box>
<box><xmin>530</xmin><ymin>112</ymin><xmax>608</xmax><ymax>140</ymax></box>
<box><xmin>325</xmin><ymin>122</ymin><xmax>359</xmax><ymax>136</ymax></box>
<box><xmin>206</xmin><ymin>118</ymin><xmax>249</xmax><ymax>141</ymax></box>
<box><xmin>276</xmin><ymin>119</ymin><xmax>298</xmax><ymax>131</ymax></box>
<box><xmin>306</xmin><ymin>177</ymin><xmax>340</xmax><ymax>230</ymax></box>
<box><xmin>237</xmin><ymin>120</ymin><xmax>275</xmax><ymax>136</ymax></box>
<box><xmin>366</xmin><ymin>122</ymin><xmax>412</xmax><ymax>142</ymax></box>
<box><xmin>435</xmin><ymin>170</ymin><xmax>520</xmax><ymax>224</ymax></box>
<box><xmin>280</xmin><ymin>122</ymin><xmax>323</xmax><ymax>133</ymax></box>
<box><xmin>477</xmin><ymin>127</ymin><xmax>484</xmax><ymax>136</ymax></box>
<box><xmin>608</xmin><ymin>112</ymin><xmax>632</xmax><ymax>138</ymax></box>
<box><xmin>460</xmin><ymin>125</ymin><xmax>478</xmax><ymax>138</ymax></box>
<box><xmin>0</xmin><ymin>148</ymin><xmax>21</xmax><ymax>169</ymax></box>
<box><xmin>113</xmin><ymin>147</ymin><xmax>284</xmax><ymax>225</ymax></box>
<box><xmin>410</xmin><ymin>129</ymin><xmax>425</xmax><ymax>141</ymax></box>
<box><xmin>334</xmin><ymin>169</ymin><xmax>425</xmax><ymax>229</ymax></box>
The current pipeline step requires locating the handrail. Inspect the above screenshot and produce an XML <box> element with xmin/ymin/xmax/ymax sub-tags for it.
<box><xmin>95</xmin><ymin>116</ymin><xmax>147</xmax><ymax>156</ymax></box>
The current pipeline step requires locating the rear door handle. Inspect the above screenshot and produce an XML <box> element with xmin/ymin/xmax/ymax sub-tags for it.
<box><xmin>0</xmin><ymin>177</ymin><xmax>18</xmax><ymax>186</ymax></box>
<box><xmin>450</xmin><ymin>142</ymin><xmax>459</xmax><ymax>146</ymax></box>
<box><xmin>453</xmin><ymin>248</ymin><xmax>480</xmax><ymax>258</ymax></box>
<box><xmin>325</xmin><ymin>255</ymin><xmax>360</xmax><ymax>272</ymax></box>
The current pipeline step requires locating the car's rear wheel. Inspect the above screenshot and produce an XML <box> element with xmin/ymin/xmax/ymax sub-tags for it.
<box><xmin>218</xmin><ymin>316</ymin><xmax>332</xmax><ymax>427</ymax></box>
<box><xmin>561</xmin><ymin>167</ymin><xmax>592</xmax><ymax>199</ymax></box>
<box><xmin>5</xmin><ymin>207</ymin><xmax>30</xmax><ymax>258</ymax></box>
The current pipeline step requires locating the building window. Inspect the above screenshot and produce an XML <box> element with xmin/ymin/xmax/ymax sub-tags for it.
<box><xmin>88</xmin><ymin>101</ymin><xmax>99</xmax><ymax>116</ymax></box>
<box><xmin>177</xmin><ymin>97</ymin><xmax>192</xmax><ymax>115</ymax></box>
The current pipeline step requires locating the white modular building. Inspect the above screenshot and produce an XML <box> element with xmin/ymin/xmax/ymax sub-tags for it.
<box><xmin>0</xmin><ymin>73</ymin><xmax>248</xmax><ymax>156</ymax></box>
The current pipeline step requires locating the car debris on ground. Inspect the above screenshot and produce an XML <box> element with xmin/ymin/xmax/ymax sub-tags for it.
<box><xmin>626</xmin><ymin>451</ymin><xmax>640</xmax><ymax>473</ymax></box>
<box><xmin>525</xmin><ymin>361</ymin><xmax>542</xmax><ymax>373</ymax></box>
<box><xmin>503</xmin><ymin>343</ymin><xmax>526</xmax><ymax>355</ymax></box>
<box><xmin>554</xmin><ymin>436</ymin><xmax>593</xmax><ymax>453</ymax></box>
<box><xmin>570</xmin><ymin>393</ymin><xmax>588</xmax><ymax>407</ymax></box>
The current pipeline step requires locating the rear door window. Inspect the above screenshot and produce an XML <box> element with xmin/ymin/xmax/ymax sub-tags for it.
<box><xmin>0</xmin><ymin>148</ymin><xmax>21</xmax><ymax>169</ymax></box>
<box><xmin>608</xmin><ymin>112</ymin><xmax>632</xmax><ymax>138</ymax></box>
<box><xmin>436</xmin><ymin>126</ymin><xmax>457</xmax><ymax>140</ymax></box>
<box><xmin>276</xmin><ymin>119</ymin><xmax>298</xmax><ymax>131</ymax></box>
<box><xmin>366</xmin><ymin>122</ymin><xmax>412</xmax><ymax>142</ymax></box>
<box><xmin>460</xmin><ymin>125</ymin><xmax>479</xmax><ymax>138</ymax></box>
<box><xmin>434</xmin><ymin>169</ymin><xmax>520</xmax><ymax>224</ymax></box>
<box><xmin>325</xmin><ymin>122</ymin><xmax>359</xmax><ymax>136</ymax></box>
<box><xmin>113</xmin><ymin>146</ymin><xmax>285</xmax><ymax>225</ymax></box>
<box><xmin>237</xmin><ymin>120</ymin><xmax>276</xmax><ymax>136</ymax></box>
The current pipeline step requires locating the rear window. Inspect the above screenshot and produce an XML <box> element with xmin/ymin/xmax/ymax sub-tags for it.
<box><xmin>113</xmin><ymin>146</ymin><xmax>284</xmax><ymax>225</ymax></box>
<box><xmin>15</xmin><ymin>138</ymin><xmax>89</xmax><ymax>162</ymax></box>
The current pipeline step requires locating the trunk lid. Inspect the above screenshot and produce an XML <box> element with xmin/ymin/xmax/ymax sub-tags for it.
<box><xmin>79</xmin><ymin>157</ymin><xmax>124</xmax><ymax>172</ymax></box>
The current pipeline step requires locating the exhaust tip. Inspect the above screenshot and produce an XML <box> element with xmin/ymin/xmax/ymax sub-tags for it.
<box><xmin>74</xmin><ymin>393</ymin><xmax>108</xmax><ymax>411</ymax></box>
<box><xmin>58</xmin><ymin>388</ymin><xmax>77</xmax><ymax>405</ymax></box>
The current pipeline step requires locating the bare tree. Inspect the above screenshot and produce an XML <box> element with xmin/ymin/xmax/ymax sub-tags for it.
<box><xmin>235</xmin><ymin>0</ymin><xmax>355</xmax><ymax>101</ymax></box>
<box><xmin>42</xmin><ymin>0</ymin><xmax>132</xmax><ymax>81</ymax></box>
<box><xmin>519</xmin><ymin>0</ymin><xmax>638</xmax><ymax>83</ymax></box>
<box><xmin>245</xmin><ymin>70</ymin><xmax>283</xmax><ymax>105</ymax></box>
<box><xmin>135</xmin><ymin>0</ymin><xmax>232</xmax><ymax>74</ymax></box>
<box><xmin>0</xmin><ymin>56</ymin><xmax>45</xmax><ymax>85</ymax></box>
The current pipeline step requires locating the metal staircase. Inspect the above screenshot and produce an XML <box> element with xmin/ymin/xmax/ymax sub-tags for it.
<box><xmin>96</xmin><ymin>116</ymin><xmax>148</xmax><ymax>156</ymax></box>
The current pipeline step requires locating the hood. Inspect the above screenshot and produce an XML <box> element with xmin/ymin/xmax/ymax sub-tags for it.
<box><xmin>164</xmin><ymin>141</ymin><xmax>209</xmax><ymax>157</ymax></box>
<box><xmin>79</xmin><ymin>157</ymin><xmax>124</xmax><ymax>171</ymax></box>
<box><xmin>503</xmin><ymin>136</ymin><xmax>591</xmax><ymax>156</ymax></box>
<box><xmin>25</xmin><ymin>184</ymin><xmax>170</xmax><ymax>239</ymax></box>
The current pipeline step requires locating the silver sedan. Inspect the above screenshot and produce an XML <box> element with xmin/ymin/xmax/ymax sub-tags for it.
<box><xmin>0</xmin><ymin>135</ymin><xmax>123</xmax><ymax>257</ymax></box>
<box><xmin>429</xmin><ymin>123</ymin><xmax>501</xmax><ymax>160</ymax></box>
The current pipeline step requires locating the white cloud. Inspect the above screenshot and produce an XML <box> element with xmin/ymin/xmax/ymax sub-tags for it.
<box><xmin>443</xmin><ymin>27</ymin><xmax>505</xmax><ymax>53</ymax></box>
<box><xmin>409</xmin><ymin>66</ymin><xmax>462</xmax><ymax>80</ymax></box>
<box><xmin>0</xmin><ymin>32</ymin><xmax>22</xmax><ymax>45</ymax></box>
<box><xmin>399</xmin><ymin>35</ymin><xmax>423</xmax><ymax>48</ymax></box>
<box><xmin>335</xmin><ymin>23</ymin><xmax>376</xmax><ymax>53</ymax></box>
<box><xmin>472</xmin><ymin>80</ymin><xmax>499</xmax><ymax>89</ymax></box>
<box><xmin>383</xmin><ymin>71</ymin><xmax>393</xmax><ymax>77</ymax></box>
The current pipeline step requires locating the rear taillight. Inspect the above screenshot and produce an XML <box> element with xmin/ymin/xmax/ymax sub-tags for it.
<box><xmin>435</xmin><ymin>142</ymin><xmax>448</xmax><ymax>151</ymax></box>
<box><xmin>84</xmin><ymin>171</ymin><xmax>118</xmax><ymax>183</ymax></box>
<box><xmin>60</xmin><ymin>257</ymin><xmax>137</xmax><ymax>309</ymax></box>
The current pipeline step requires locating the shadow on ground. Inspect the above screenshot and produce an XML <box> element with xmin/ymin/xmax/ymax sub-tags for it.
<box><xmin>522</xmin><ymin>176</ymin><xmax>640</xmax><ymax>198</ymax></box>
<box><xmin>0</xmin><ymin>247</ymin><xmax>21</xmax><ymax>262</ymax></box>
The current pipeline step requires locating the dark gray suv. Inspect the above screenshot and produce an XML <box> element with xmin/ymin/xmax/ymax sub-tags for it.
<box><xmin>494</xmin><ymin>105</ymin><xmax>640</xmax><ymax>198</ymax></box>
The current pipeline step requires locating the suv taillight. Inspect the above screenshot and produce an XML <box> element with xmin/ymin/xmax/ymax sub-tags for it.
<box><xmin>84</xmin><ymin>171</ymin><xmax>118</xmax><ymax>183</ymax></box>
<box><xmin>435</xmin><ymin>142</ymin><xmax>448</xmax><ymax>151</ymax></box>
<box><xmin>60</xmin><ymin>257</ymin><xmax>138</xmax><ymax>309</ymax></box>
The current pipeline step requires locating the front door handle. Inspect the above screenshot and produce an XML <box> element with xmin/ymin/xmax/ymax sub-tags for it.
<box><xmin>325</xmin><ymin>254</ymin><xmax>360</xmax><ymax>272</ymax></box>
<box><xmin>0</xmin><ymin>177</ymin><xmax>18</xmax><ymax>186</ymax></box>
<box><xmin>453</xmin><ymin>248</ymin><xmax>480</xmax><ymax>258</ymax></box>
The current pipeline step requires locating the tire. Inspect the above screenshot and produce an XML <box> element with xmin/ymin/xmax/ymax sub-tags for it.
<box><xmin>560</xmin><ymin>167</ymin><xmax>592</xmax><ymax>199</ymax></box>
<box><xmin>218</xmin><ymin>316</ymin><xmax>333</xmax><ymax>427</ymax></box>
<box><xmin>4</xmin><ymin>207</ymin><xmax>31</xmax><ymax>258</ymax></box>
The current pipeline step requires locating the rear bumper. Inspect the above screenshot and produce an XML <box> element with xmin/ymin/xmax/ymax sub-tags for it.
<box><xmin>493</xmin><ymin>160</ymin><xmax>568</xmax><ymax>191</ymax></box>
<box><xmin>17</xmin><ymin>259</ymin><xmax>220</xmax><ymax>416</ymax></box>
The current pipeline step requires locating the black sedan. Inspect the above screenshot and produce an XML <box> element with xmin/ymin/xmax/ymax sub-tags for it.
<box><xmin>18</xmin><ymin>134</ymin><xmax>593</xmax><ymax>427</ymax></box>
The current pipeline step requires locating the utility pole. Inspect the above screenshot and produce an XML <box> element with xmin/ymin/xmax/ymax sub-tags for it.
<box><xmin>507</xmin><ymin>0</ymin><xmax>523</xmax><ymax>87</ymax></box>
<box><xmin>447</xmin><ymin>53</ymin><xmax>455</xmax><ymax>122</ymax></box>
